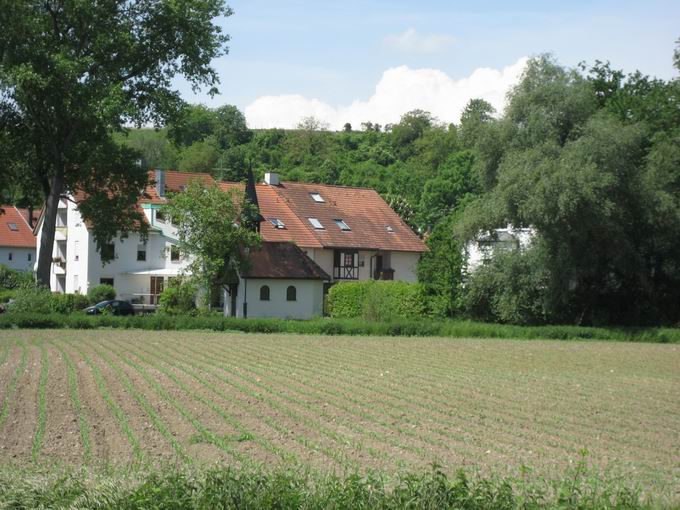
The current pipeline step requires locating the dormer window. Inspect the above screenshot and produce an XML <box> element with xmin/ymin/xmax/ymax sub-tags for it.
<box><xmin>386</xmin><ymin>225</ymin><xmax>394</xmax><ymax>233</ymax></box>
<box><xmin>334</xmin><ymin>219</ymin><xmax>351</xmax><ymax>231</ymax></box>
<box><xmin>269</xmin><ymin>218</ymin><xmax>286</xmax><ymax>229</ymax></box>
<box><xmin>310</xmin><ymin>192</ymin><xmax>325</xmax><ymax>203</ymax></box>
<box><xmin>7</xmin><ymin>223</ymin><xmax>18</xmax><ymax>231</ymax></box>
<box><xmin>308</xmin><ymin>217</ymin><xmax>324</xmax><ymax>229</ymax></box>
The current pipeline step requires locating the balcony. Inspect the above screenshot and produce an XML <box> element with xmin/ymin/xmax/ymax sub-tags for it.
<box><xmin>52</xmin><ymin>256</ymin><xmax>66</xmax><ymax>274</ymax></box>
<box><xmin>55</xmin><ymin>226</ymin><xmax>68</xmax><ymax>240</ymax></box>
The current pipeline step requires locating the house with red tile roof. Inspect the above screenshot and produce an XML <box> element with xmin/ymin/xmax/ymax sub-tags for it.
<box><xmin>35</xmin><ymin>170</ymin><xmax>426</xmax><ymax>317</ymax></box>
<box><xmin>0</xmin><ymin>206</ymin><xmax>36</xmax><ymax>271</ymax></box>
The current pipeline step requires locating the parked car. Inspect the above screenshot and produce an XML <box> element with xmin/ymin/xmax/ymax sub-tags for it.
<box><xmin>83</xmin><ymin>300</ymin><xmax>135</xmax><ymax>316</ymax></box>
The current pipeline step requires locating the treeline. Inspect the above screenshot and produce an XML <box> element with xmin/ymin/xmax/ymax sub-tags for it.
<box><xmin>119</xmin><ymin>47</ymin><xmax>680</xmax><ymax>327</ymax></box>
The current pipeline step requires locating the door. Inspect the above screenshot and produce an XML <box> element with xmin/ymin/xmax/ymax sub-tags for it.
<box><xmin>150</xmin><ymin>276</ymin><xmax>164</xmax><ymax>305</ymax></box>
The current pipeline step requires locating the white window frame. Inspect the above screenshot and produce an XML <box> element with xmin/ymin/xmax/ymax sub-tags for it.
<box><xmin>334</xmin><ymin>219</ymin><xmax>351</xmax><ymax>231</ymax></box>
<box><xmin>268</xmin><ymin>218</ymin><xmax>286</xmax><ymax>229</ymax></box>
<box><xmin>310</xmin><ymin>192</ymin><xmax>325</xmax><ymax>203</ymax></box>
<box><xmin>308</xmin><ymin>217</ymin><xmax>324</xmax><ymax>229</ymax></box>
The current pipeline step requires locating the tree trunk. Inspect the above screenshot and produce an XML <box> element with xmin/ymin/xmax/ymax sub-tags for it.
<box><xmin>36</xmin><ymin>170</ymin><xmax>64</xmax><ymax>287</ymax></box>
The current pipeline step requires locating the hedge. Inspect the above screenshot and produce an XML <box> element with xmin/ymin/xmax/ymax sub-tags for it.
<box><xmin>328</xmin><ymin>281</ymin><xmax>427</xmax><ymax>320</ymax></box>
<box><xmin>1</xmin><ymin>312</ymin><xmax>679</xmax><ymax>343</ymax></box>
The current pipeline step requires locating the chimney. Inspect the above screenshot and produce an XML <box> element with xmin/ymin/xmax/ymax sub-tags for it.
<box><xmin>263</xmin><ymin>172</ymin><xmax>280</xmax><ymax>186</ymax></box>
<box><xmin>155</xmin><ymin>169</ymin><xmax>165</xmax><ymax>197</ymax></box>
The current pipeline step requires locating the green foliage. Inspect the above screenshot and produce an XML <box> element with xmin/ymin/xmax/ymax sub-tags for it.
<box><xmin>158</xmin><ymin>279</ymin><xmax>197</xmax><ymax>315</ymax></box>
<box><xmin>458</xmin><ymin>50</ymin><xmax>680</xmax><ymax>326</ymax></box>
<box><xmin>0</xmin><ymin>1</ymin><xmax>232</xmax><ymax>285</ymax></box>
<box><xmin>161</xmin><ymin>180</ymin><xmax>261</xmax><ymax>294</ymax></box>
<box><xmin>464</xmin><ymin>246</ymin><xmax>550</xmax><ymax>325</ymax></box>
<box><xmin>328</xmin><ymin>281</ymin><xmax>427</xmax><ymax>321</ymax></box>
<box><xmin>88</xmin><ymin>284</ymin><xmax>116</xmax><ymax>305</ymax></box>
<box><xmin>49</xmin><ymin>293</ymin><xmax>90</xmax><ymax>314</ymax></box>
<box><xmin>6</xmin><ymin>285</ymin><xmax>54</xmax><ymax>314</ymax></box>
<box><xmin>2</xmin><ymin>312</ymin><xmax>680</xmax><ymax>343</ymax></box>
<box><xmin>0</xmin><ymin>264</ymin><xmax>33</xmax><ymax>289</ymax></box>
<box><xmin>0</xmin><ymin>462</ymin><xmax>655</xmax><ymax>509</ymax></box>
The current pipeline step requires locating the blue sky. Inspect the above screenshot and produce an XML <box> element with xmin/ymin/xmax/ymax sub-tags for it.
<box><xmin>177</xmin><ymin>1</ymin><xmax>679</xmax><ymax>129</ymax></box>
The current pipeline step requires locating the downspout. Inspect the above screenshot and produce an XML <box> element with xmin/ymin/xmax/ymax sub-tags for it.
<box><xmin>243</xmin><ymin>276</ymin><xmax>248</xmax><ymax>318</ymax></box>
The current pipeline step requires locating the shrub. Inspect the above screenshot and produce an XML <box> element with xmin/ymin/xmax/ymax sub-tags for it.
<box><xmin>49</xmin><ymin>293</ymin><xmax>90</xmax><ymax>314</ymax></box>
<box><xmin>463</xmin><ymin>247</ymin><xmax>550</xmax><ymax>325</ymax></box>
<box><xmin>158</xmin><ymin>279</ymin><xmax>197</xmax><ymax>315</ymax></box>
<box><xmin>87</xmin><ymin>284</ymin><xmax>116</xmax><ymax>304</ymax></box>
<box><xmin>0</xmin><ymin>289</ymin><xmax>16</xmax><ymax>303</ymax></box>
<box><xmin>328</xmin><ymin>281</ymin><xmax>427</xmax><ymax>321</ymax></box>
<box><xmin>6</xmin><ymin>285</ymin><xmax>54</xmax><ymax>314</ymax></box>
<box><xmin>0</xmin><ymin>264</ymin><xmax>33</xmax><ymax>290</ymax></box>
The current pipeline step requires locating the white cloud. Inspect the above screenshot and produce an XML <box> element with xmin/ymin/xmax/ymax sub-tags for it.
<box><xmin>383</xmin><ymin>28</ymin><xmax>455</xmax><ymax>53</ymax></box>
<box><xmin>245</xmin><ymin>57</ymin><xmax>528</xmax><ymax>131</ymax></box>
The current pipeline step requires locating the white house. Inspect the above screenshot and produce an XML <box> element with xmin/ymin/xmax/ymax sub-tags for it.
<box><xmin>465</xmin><ymin>225</ymin><xmax>535</xmax><ymax>273</ymax></box>
<box><xmin>224</xmin><ymin>241</ymin><xmax>329</xmax><ymax>319</ymax></box>
<box><xmin>34</xmin><ymin>171</ymin><xmax>197</xmax><ymax>301</ymax></box>
<box><xmin>35</xmin><ymin>170</ymin><xmax>427</xmax><ymax>318</ymax></box>
<box><xmin>0</xmin><ymin>206</ymin><xmax>36</xmax><ymax>272</ymax></box>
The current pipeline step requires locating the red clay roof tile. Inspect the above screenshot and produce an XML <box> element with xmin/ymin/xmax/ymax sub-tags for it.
<box><xmin>0</xmin><ymin>206</ymin><xmax>36</xmax><ymax>248</ymax></box>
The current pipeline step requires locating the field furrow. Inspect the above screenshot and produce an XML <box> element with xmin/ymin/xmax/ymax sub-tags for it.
<box><xmin>0</xmin><ymin>329</ymin><xmax>677</xmax><ymax>494</ymax></box>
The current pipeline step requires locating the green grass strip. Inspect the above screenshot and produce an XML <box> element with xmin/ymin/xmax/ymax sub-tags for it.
<box><xmin>88</xmin><ymin>343</ymin><xmax>190</xmax><ymax>464</ymax></box>
<box><xmin>31</xmin><ymin>342</ymin><xmax>49</xmax><ymax>462</ymax></box>
<box><xmin>0</xmin><ymin>340</ymin><xmax>27</xmax><ymax>429</ymax></box>
<box><xmin>68</xmin><ymin>341</ymin><xmax>144</xmax><ymax>463</ymax></box>
<box><xmin>51</xmin><ymin>341</ymin><xmax>92</xmax><ymax>462</ymax></box>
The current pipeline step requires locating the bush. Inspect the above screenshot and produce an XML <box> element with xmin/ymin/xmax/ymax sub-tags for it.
<box><xmin>49</xmin><ymin>293</ymin><xmax>90</xmax><ymax>314</ymax></box>
<box><xmin>6</xmin><ymin>285</ymin><xmax>54</xmax><ymax>314</ymax></box>
<box><xmin>87</xmin><ymin>284</ymin><xmax>116</xmax><ymax>304</ymax></box>
<box><xmin>0</xmin><ymin>289</ymin><xmax>16</xmax><ymax>303</ymax></box>
<box><xmin>0</xmin><ymin>264</ymin><xmax>33</xmax><ymax>290</ymax></box>
<box><xmin>328</xmin><ymin>281</ymin><xmax>427</xmax><ymax>321</ymax></box>
<box><xmin>463</xmin><ymin>247</ymin><xmax>550</xmax><ymax>325</ymax></box>
<box><xmin>158</xmin><ymin>279</ymin><xmax>197</xmax><ymax>315</ymax></box>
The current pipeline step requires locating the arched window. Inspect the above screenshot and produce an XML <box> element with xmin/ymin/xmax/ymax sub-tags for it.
<box><xmin>286</xmin><ymin>285</ymin><xmax>297</xmax><ymax>301</ymax></box>
<box><xmin>259</xmin><ymin>285</ymin><xmax>270</xmax><ymax>301</ymax></box>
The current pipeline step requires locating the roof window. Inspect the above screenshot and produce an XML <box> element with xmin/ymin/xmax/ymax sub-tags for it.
<box><xmin>386</xmin><ymin>225</ymin><xmax>394</xmax><ymax>233</ymax></box>
<box><xmin>308</xmin><ymin>217</ymin><xmax>324</xmax><ymax>229</ymax></box>
<box><xmin>7</xmin><ymin>222</ymin><xmax>18</xmax><ymax>231</ymax></box>
<box><xmin>334</xmin><ymin>219</ymin><xmax>351</xmax><ymax>231</ymax></box>
<box><xmin>269</xmin><ymin>218</ymin><xmax>286</xmax><ymax>229</ymax></box>
<box><xmin>310</xmin><ymin>192</ymin><xmax>325</xmax><ymax>203</ymax></box>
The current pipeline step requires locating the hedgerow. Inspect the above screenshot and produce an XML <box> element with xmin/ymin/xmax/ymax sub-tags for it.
<box><xmin>0</xmin><ymin>312</ymin><xmax>679</xmax><ymax>343</ymax></box>
<box><xmin>0</xmin><ymin>463</ymin><xmax>653</xmax><ymax>509</ymax></box>
<box><xmin>328</xmin><ymin>281</ymin><xmax>427</xmax><ymax>320</ymax></box>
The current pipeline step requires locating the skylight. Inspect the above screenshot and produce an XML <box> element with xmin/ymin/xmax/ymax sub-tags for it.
<box><xmin>334</xmin><ymin>219</ymin><xmax>351</xmax><ymax>231</ymax></box>
<box><xmin>386</xmin><ymin>225</ymin><xmax>394</xmax><ymax>233</ymax></box>
<box><xmin>7</xmin><ymin>223</ymin><xmax>18</xmax><ymax>231</ymax></box>
<box><xmin>310</xmin><ymin>192</ymin><xmax>325</xmax><ymax>203</ymax></box>
<box><xmin>269</xmin><ymin>218</ymin><xmax>286</xmax><ymax>229</ymax></box>
<box><xmin>308</xmin><ymin>217</ymin><xmax>324</xmax><ymax>229</ymax></box>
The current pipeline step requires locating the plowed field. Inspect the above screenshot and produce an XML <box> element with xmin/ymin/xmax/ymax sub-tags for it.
<box><xmin>0</xmin><ymin>330</ymin><xmax>678</xmax><ymax>492</ymax></box>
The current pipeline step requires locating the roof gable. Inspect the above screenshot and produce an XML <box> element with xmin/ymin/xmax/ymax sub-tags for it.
<box><xmin>244</xmin><ymin>241</ymin><xmax>330</xmax><ymax>280</ymax></box>
<box><xmin>0</xmin><ymin>206</ymin><xmax>36</xmax><ymax>248</ymax></box>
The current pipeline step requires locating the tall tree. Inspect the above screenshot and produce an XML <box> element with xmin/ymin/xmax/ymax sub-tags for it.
<box><xmin>0</xmin><ymin>0</ymin><xmax>231</xmax><ymax>285</ymax></box>
<box><xmin>161</xmin><ymin>180</ymin><xmax>260</xmax><ymax>307</ymax></box>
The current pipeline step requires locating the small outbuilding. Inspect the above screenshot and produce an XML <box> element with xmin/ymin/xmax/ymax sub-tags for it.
<box><xmin>224</xmin><ymin>241</ymin><xmax>330</xmax><ymax>319</ymax></box>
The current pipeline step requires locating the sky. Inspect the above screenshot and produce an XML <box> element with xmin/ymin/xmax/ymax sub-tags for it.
<box><xmin>175</xmin><ymin>0</ymin><xmax>680</xmax><ymax>130</ymax></box>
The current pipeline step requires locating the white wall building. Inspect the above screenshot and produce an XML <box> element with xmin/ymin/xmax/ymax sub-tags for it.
<box><xmin>465</xmin><ymin>225</ymin><xmax>536</xmax><ymax>273</ymax></box>
<box><xmin>0</xmin><ymin>206</ymin><xmax>36</xmax><ymax>272</ymax></box>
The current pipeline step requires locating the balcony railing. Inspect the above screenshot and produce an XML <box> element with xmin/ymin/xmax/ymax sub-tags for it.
<box><xmin>333</xmin><ymin>266</ymin><xmax>358</xmax><ymax>279</ymax></box>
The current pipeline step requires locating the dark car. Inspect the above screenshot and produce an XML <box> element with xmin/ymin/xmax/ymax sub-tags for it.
<box><xmin>84</xmin><ymin>300</ymin><xmax>135</xmax><ymax>316</ymax></box>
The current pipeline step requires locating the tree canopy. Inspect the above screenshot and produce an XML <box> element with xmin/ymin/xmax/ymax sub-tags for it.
<box><xmin>0</xmin><ymin>0</ymin><xmax>231</xmax><ymax>284</ymax></box>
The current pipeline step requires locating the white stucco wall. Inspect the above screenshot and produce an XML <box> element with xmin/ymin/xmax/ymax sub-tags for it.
<box><xmin>37</xmin><ymin>199</ymin><xmax>192</xmax><ymax>301</ymax></box>
<box><xmin>229</xmin><ymin>278</ymin><xmax>324</xmax><ymax>319</ymax></box>
<box><xmin>0</xmin><ymin>247</ymin><xmax>34</xmax><ymax>272</ymax></box>
<box><xmin>390</xmin><ymin>251</ymin><xmax>420</xmax><ymax>282</ymax></box>
<box><xmin>465</xmin><ymin>226</ymin><xmax>536</xmax><ymax>273</ymax></box>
